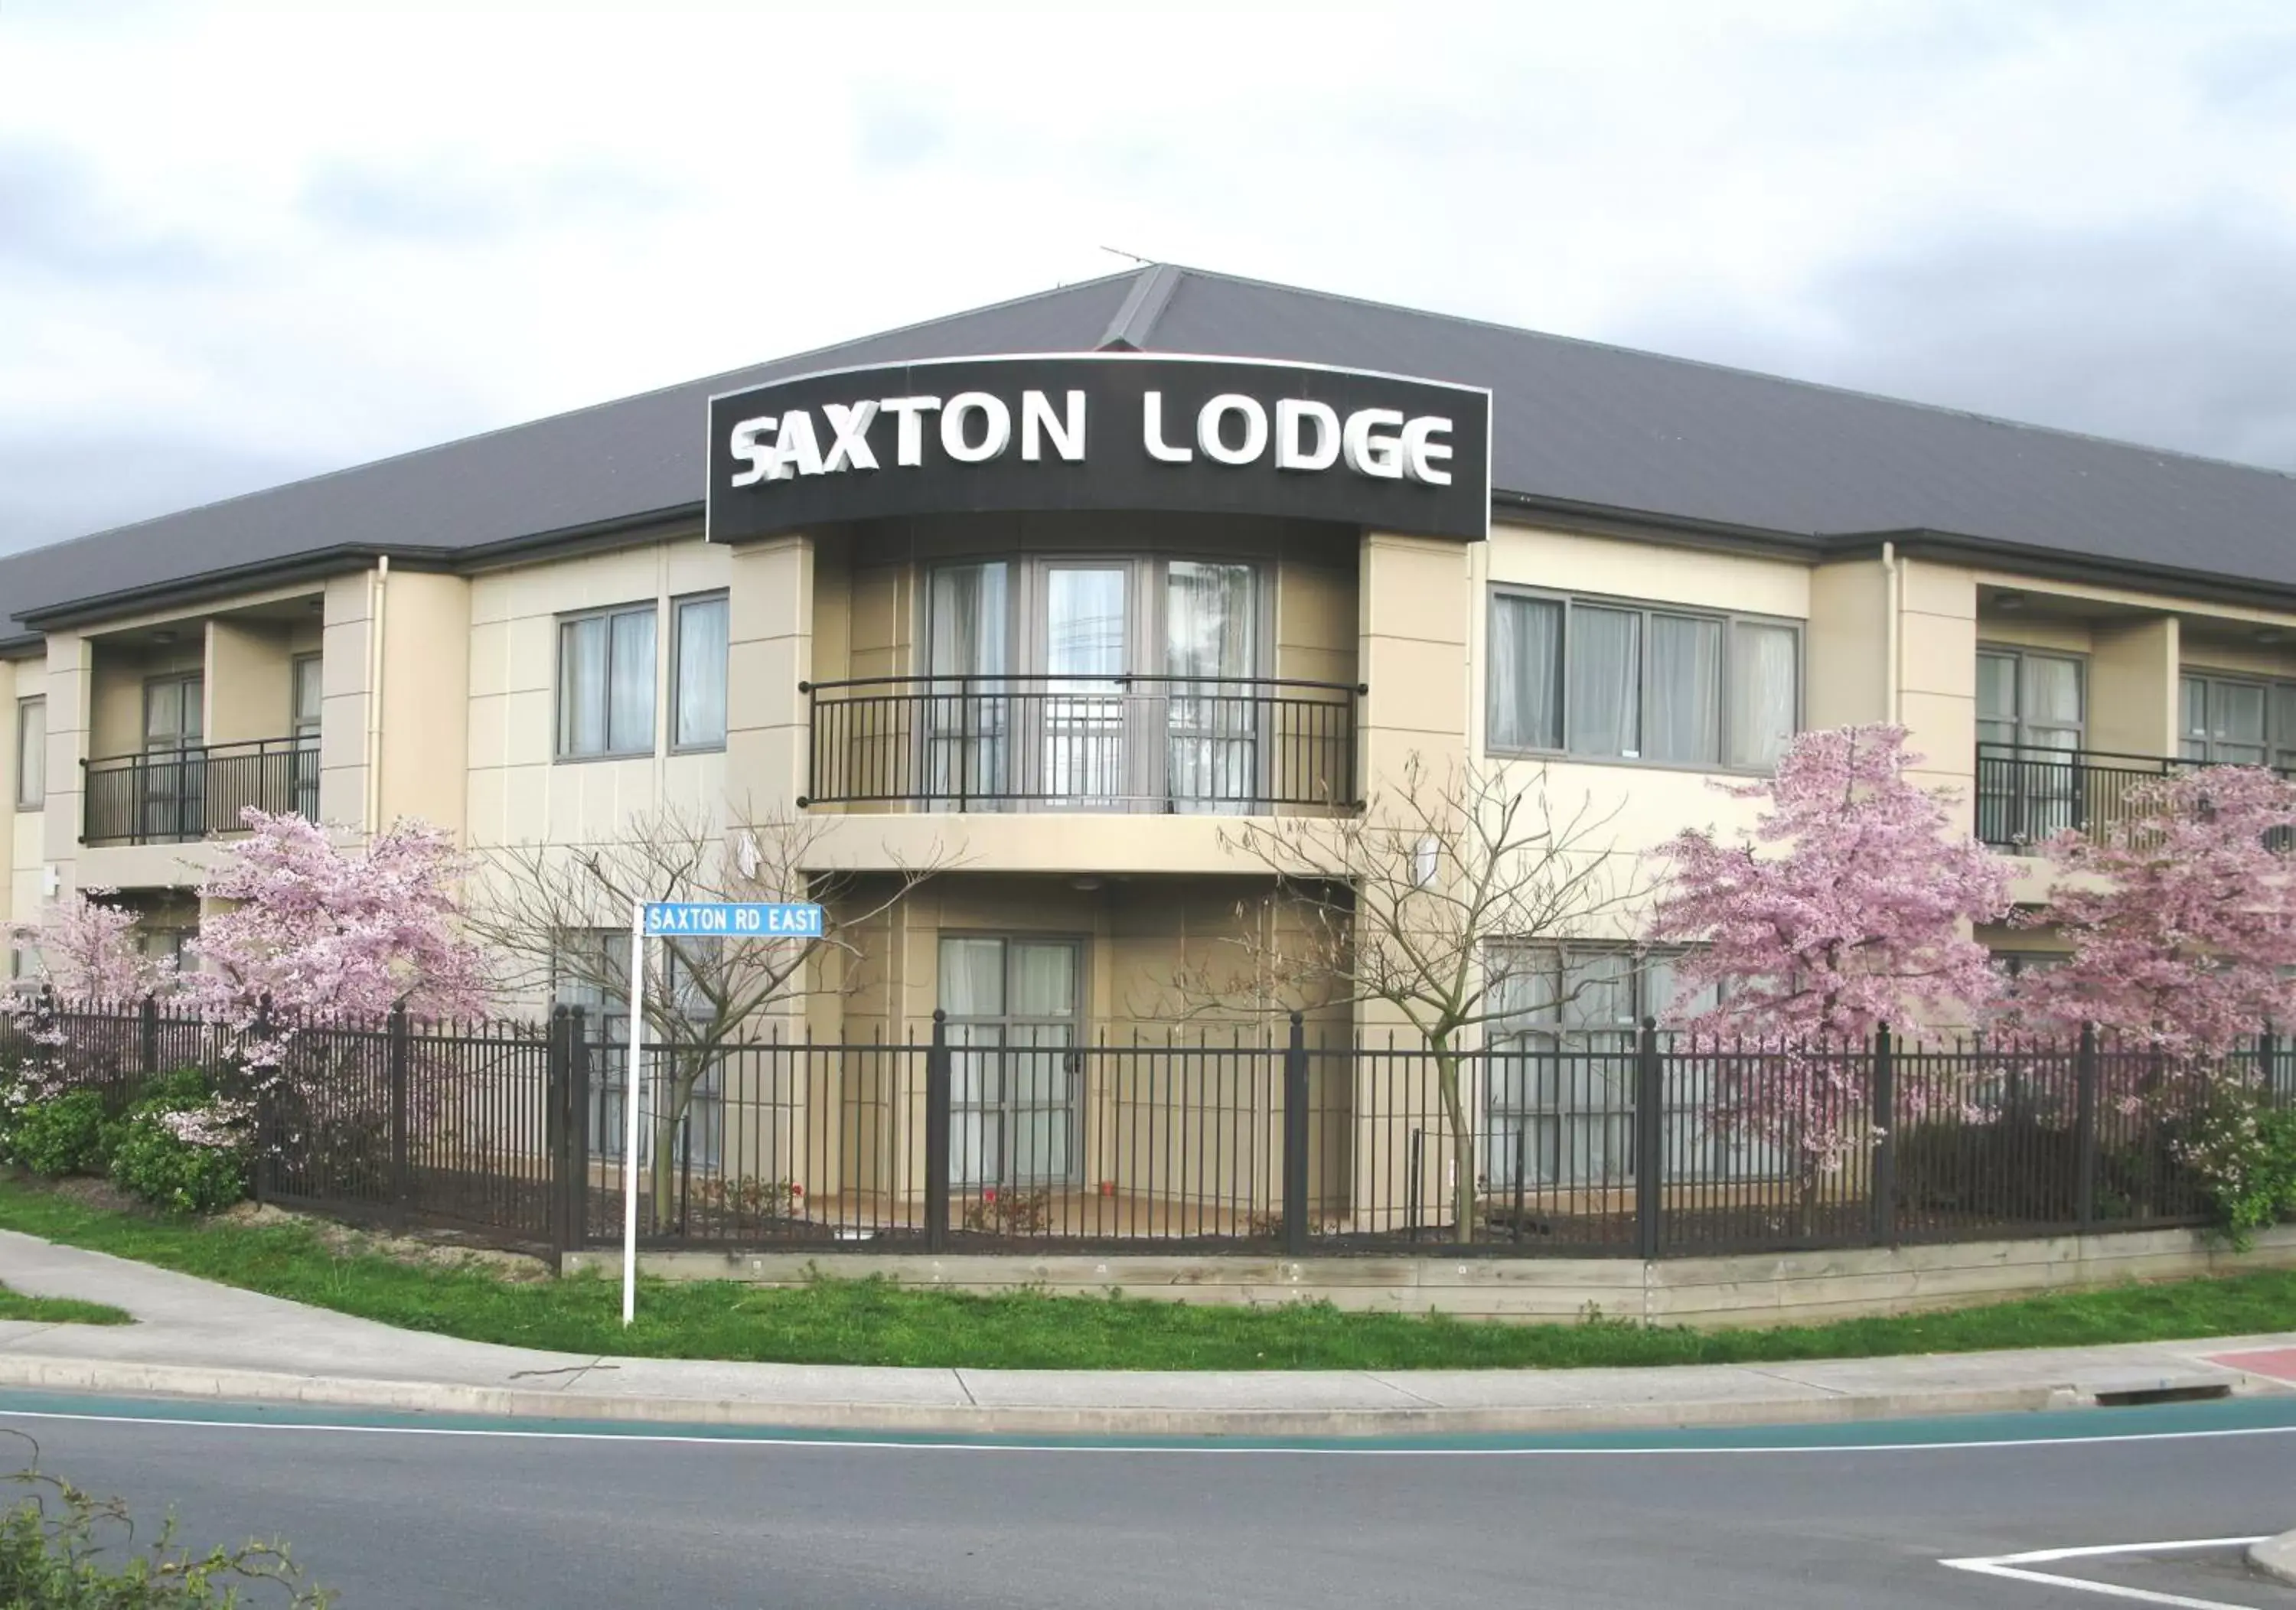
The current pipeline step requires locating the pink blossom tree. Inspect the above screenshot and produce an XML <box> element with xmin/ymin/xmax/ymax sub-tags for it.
<box><xmin>1647</xmin><ymin>725</ymin><xmax>2014</xmax><ymax>1211</ymax></box>
<box><xmin>2009</xmin><ymin>766</ymin><xmax>2296</xmax><ymax>1064</ymax></box>
<box><xmin>8</xmin><ymin>888</ymin><xmax>174</xmax><ymax>1002</ymax></box>
<box><xmin>189</xmin><ymin>810</ymin><xmax>494</xmax><ymax>1032</ymax></box>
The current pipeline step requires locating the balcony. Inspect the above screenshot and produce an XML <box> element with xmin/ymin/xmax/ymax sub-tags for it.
<box><xmin>801</xmin><ymin>675</ymin><xmax>1363</xmax><ymax>813</ymax></box>
<box><xmin>1974</xmin><ymin>741</ymin><xmax>2292</xmax><ymax>849</ymax></box>
<box><xmin>82</xmin><ymin>737</ymin><xmax>318</xmax><ymax>847</ymax></box>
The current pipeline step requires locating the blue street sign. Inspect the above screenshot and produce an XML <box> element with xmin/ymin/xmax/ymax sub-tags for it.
<box><xmin>643</xmin><ymin>901</ymin><xmax>824</xmax><ymax>939</ymax></box>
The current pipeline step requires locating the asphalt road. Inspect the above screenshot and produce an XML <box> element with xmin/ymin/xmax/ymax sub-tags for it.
<box><xmin>4</xmin><ymin>1394</ymin><xmax>2296</xmax><ymax>1608</ymax></box>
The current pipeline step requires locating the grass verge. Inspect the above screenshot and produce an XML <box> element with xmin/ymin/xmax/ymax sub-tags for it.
<box><xmin>1</xmin><ymin>1177</ymin><xmax>2290</xmax><ymax>1370</ymax></box>
<box><xmin>0</xmin><ymin>1278</ymin><xmax>130</xmax><ymax>1326</ymax></box>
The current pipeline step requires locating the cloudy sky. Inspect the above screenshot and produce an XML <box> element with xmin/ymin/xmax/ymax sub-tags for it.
<box><xmin>4</xmin><ymin>0</ymin><xmax>2294</xmax><ymax>554</ymax></box>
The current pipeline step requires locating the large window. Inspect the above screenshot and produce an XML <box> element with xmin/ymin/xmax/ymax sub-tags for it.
<box><xmin>15</xmin><ymin>697</ymin><xmax>43</xmax><ymax>810</ymax></box>
<box><xmin>1487</xmin><ymin>590</ymin><xmax>1799</xmax><ymax>770</ymax></box>
<box><xmin>2180</xmin><ymin>672</ymin><xmax>2296</xmax><ymax>770</ymax></box>
<box><xmin>551</xmin><ymin>929</ymin><xmax>720</xmax><ymax>1167</ymax></box>
<box><xmin>557</xmin><ymin>603</ymin><xmax>657</xmax><ymax>759</ymax></box>
<box><xmin>1976</xmin><ymin>647</ymin><xmax>2084</xmax><ymax>845</ymax></box>
<box><xmin>672</xmin><ymin>592</ymin><xmax>729</xmax><ymax>751</ymax></box>
<box><xmin>921</xmin><ymin>556</ymin><xmax>1266</xmax><ymax>809</ymax></box>
<box><xmin>290</xmin><ymin>655</ymin><xmax>321</xmax><ymax>820</ymax></box>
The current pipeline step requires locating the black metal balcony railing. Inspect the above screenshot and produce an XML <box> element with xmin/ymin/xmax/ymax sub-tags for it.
<box><xmin>82</xmin><ymin>737</ymin><xmax>319</xmax><ymax>847</ymax></box>
<box><xmin>801</xmin><ymin>674</ymin><xmax>1364</xmax><ymax>813</ymax></box>
<box><xmin>1975</xmin><ymin>740</ymin><xmax>2295</xmax><ymax>849</ymax></box>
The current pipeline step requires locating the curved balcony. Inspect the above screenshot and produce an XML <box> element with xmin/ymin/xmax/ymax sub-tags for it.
<box><xmin>800</xmin><ymin>674</ymin><xmax>1363</xmax><ymax>814</ymax></box>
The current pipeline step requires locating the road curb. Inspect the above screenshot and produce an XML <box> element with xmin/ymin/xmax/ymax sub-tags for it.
<box><xmin>2252</xmin><ymin>1530</ymin><xmax>2296</xmax><ymax>1588</ymax></box>
<box><xmin>0</xmin><ymin>1352</ymin><xmax>2197</xmax><ymax>1438</ymax></box>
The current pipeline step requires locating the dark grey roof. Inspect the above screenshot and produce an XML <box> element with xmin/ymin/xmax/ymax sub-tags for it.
<box><xmin>7</xmin><ymin>262</ymin><xmax>2294</xmax><ymax>640</ymax></box>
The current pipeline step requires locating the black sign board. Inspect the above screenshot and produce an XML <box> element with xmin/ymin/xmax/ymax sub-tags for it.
<box><xmin>705</xmin><ymin>354</ymin><xmax>1491</xmax><ymax>543</ymax></box>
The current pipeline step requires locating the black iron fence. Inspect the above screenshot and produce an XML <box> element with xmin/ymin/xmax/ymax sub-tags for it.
<box><xmin>8</xmin><ymin>998</ymin><xmax>2291</xmax><ymax>1266</ymax></box>
<box><xmin>1975</xmin><ymin>741</ymin><xmax>2296</xmax><ymax>850</ymax></box>
<box><xmin>800</xmin><ymin>674</ymin><xmax>1362</xmax><ymax>812</ymax></box>
<box><xmin>82</xmin><ymin>736</ymin><xmax>319</xmax><ymax>846</ymax></box>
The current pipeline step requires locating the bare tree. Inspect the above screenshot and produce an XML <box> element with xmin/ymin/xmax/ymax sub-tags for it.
<box><xmin>470</xmin><ymin>800</ymin><xmax>950</xmax><ymax>1227</ymax></box>
<box><xmin>1179</xmin><ymin>753</ymin><xmax>1644</xmax><ymax>1244</ymax></box>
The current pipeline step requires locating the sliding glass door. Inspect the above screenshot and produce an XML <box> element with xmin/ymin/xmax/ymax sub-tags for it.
<box><xmin>923</xmin><ymin>556</ymin><xmax>1263</xmax><ymax>810</ymax></box>
<box><xmin>939</xmin><ymin>936</ymin><xmax>1081</xmax><ymax>1189</ymax></box>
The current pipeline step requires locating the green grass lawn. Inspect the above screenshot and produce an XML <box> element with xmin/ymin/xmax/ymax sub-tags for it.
<box><xmin>0</xmin><ymin>1276</ymin><xmax>130</xmax><ymax>1326</ymax></box>
<box><xmin>1</xmin><ymin>1176</ymin><xmax>2290</xmax><ymax>1370</ymax></box>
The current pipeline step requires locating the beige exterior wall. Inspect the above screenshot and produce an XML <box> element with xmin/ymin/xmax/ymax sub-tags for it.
<box><xmin>465</xmin><ymin>534</ymin><xmax>731</xmax><ymax>855</ymax></box>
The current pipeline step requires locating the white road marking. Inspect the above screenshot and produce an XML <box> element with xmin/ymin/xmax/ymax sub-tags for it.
<box><xmin>0</xmin><ymin>1404</ymin><xmax>2293</xmax><ymax>1457</ymax></box>
<box><xmin>1942</xmin><ymin>1537</ymin><xmax>2273</xmax><ymax>1610</ymax></box>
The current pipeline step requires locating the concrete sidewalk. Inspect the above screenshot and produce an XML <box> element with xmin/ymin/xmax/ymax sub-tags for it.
<box><xmin>4</xmin><ymin>1229</ymin><xmax>2294</xmax><ymax>1437</ymax></box>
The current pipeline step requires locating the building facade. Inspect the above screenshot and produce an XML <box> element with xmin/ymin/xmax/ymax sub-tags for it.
<box><xmin>6</xmin><ymin>265</ymin><xmax>2296</xmax><ymax>1222</ymax></box>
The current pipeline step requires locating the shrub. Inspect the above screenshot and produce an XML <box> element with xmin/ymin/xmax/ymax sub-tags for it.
<box><xmin>2179</xmin><ymin>1080</ymin><xmax>2296</xmax><ymax>1247</ymax></box>
<box><xmin>960</xmin><ymin>1185</ymin><xmax>1052</xmax><ymax>1236</ymax></box>
<box><xmin>2</xmin><ymin>1447</ymin><xmax>332</xmax><ymax>1606</ymax></box>
<box><xmin>6</xmin><ymin>1091</ymin><xmax>112</xmax><ymax>1179</ymax></box>
<box><xmin>106</xmin><ymin>1072</ymin><xmax>250</xmax><ymax>1217</ymax></box>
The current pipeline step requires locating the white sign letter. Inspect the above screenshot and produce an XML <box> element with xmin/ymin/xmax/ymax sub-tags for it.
<box><xmin>1342</xmin><ymin>407</ymin><xmax>1405</xmax><ymax>480</ymax></box>
<box><xmin>1274</xmin><ymin>399</ymin><xmax>1339</xmax><ymax>472</ymax></box>
<box><xmin>879</xmin><ymin>396</ymin><xmax>943</xmax><ymax>466</ymax></box>
<box><xmin>1021</xmin><ymin>389</ymin><xmax>1086</xmax><ymax>462</ymax></box>
<box><xmin>728</xmin><ymin>416</ymin><xmax>778</xmax><ymax>487</ymax></box>
<box><xmin>822</xmin><ymin>400</ymin><xmax>881</xmax><ymax>472</ymax></box>
<box><xmin>774</xmin><ymin>409</ymin><xmax>825</xmax><ymax>477</ymax></box>
<box><xmin>1197</xmin><ymin>394</ymin><xmax>1268</xmax><ymax>465</ymax></box>
<box><xmin>1401</xmin><ymin>416</ymin><xmax>1453</xmax><ymax>485</ymax></box>
<box><xmin>941</xmin><ymin>392</ymin><xmax>1012</xmax><ymax>462</ymax></box>
<box><xmin>1141</xmin><ymin>390</ymin><xmax>1192</xmax><ymax>463</ymax></box>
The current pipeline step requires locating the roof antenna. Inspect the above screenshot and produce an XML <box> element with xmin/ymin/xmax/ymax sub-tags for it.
<box><xmin>1098</xmin><ymin>246</ymin><xmax>1156</xmax><ymax>268</ymax></box>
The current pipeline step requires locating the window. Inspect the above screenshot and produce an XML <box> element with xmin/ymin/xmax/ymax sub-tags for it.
<box><xmin>921</xmin><ymin>556</ymin><xmax>1269</xmax><ymax>810</ymax></box>
<box><xmin>557</xmin><ymin>604</ymin><xmax>657</xmax><ymax>759</ymax></box>
<box><xmin>15</xmin><ymin>697</ymin><xmax>43</xmax><ymax>810</ymax></box>
<box><xmin>552</xmin><ymin>929</ymin><xmax>720</xmax><ymax>1167</ymax></box>
<box><xmin>2182</xmin><ymin>673</ymin><xmax>2282</xmax><ymax>768</ymax></box>
<box><xmin>291</xmin><ymin>655</ymin><xmax>321</xmax><ymax>819</ymax></box>
<box><xmin>1976</xmin><ymin>647</ymin><xmax>2085</xmax><ymax>845</ymax></box>
<box><xmin>672</xmin><ymin>593</ymin><xmax>729</xmax><ymax>751</ymax></box>
<box><xmin>142</xmin><ymin>674</ymin><xmax>205</xmax><ymax>841</ymax></box>
<box><xmin>938</xmin><ymin>934</ymin><xmax>1081</xmax><ymax>1187</ymax></box>
<box><xmin>1487</xmin><ymin>590</ymin><xmax>1799</xmax><ymax>770</ymax></box>
<box><xmin>1484</xmin><ymin>947</ymin><xmax>1713</xmax><ymax>1190</ymax></box>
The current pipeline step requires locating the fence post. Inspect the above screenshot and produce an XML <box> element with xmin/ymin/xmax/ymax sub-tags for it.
<box><xmin>1634</xmin><ymin>1017</ymin><xmax>1663</xmax><ymax>1263</ymax></box>
<box><xmin>1869</xmin><ymin>1023</ymin><xmax>1896</xmax><ymax>1247</ymax></box>
<box><xmin>2073</xmin><ymin>1022</ymin><xmax>2099</xmax><ymax>1230</ymax></box>
<box><xmin>925</xmin><ymin>1009</ymin><xmax>951</xmax><ymax>1254</ymax></box>
<box><xmin>567</xmin><ymin>1007</ymin><xmax>591</xmax><ymax>1254</ymax></box>
<box><xmin>388</xmin><ymin>1002</ymin><xmax>411</xmax><ymax>1230</ymax></box>
<box><xmin>249</xmin><ymin>993</ymin><xmax>274</xmax><ymax>1206</ymax></box>
<box><xmin>139</xmin><ymin>994</ymin><xmax>159</xmax><ymax>1080</ymax></box>
<box><xmin>1281</xmin><ymin>1012</ymin><xmax>1309</xmax><ymax>1257</ymax></box>
<box><xmin>545</xmin><ymin>1006</ymin><xmax>572</xmax><ymax>1270</ymax></box>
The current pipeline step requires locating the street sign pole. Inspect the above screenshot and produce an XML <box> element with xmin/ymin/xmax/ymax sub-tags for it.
<box><xmin>621</xmin><ymin>897</ymin><xmax>644</xmax><ymax>1327</ymax></box>
<box><xmin>618</xmin><ymin>898</ymin><xmax>823</xmax><ymax>1328</ymax></box>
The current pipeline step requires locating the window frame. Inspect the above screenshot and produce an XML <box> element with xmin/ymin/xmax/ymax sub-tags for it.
<box><xmin>2180</xmin><ymin>668</ymin><xmax>2292</xmax><ymax>769</ymax></box>
<box><xmin>15</xmin><ymin>696</ymin><xmax>44</xmax><ymax>810</ymax></box>
<box><xmin>669</xmin><ymin>590</ymin><xmax>730</xmax><ymax>754</ymax></box>
<box><xmin>919</xmin><ymin>554</ymin><xmax>1273</xmax><ymax>683</ymax></box>
<box><xmin>1977</xmin><ymin>643</ymin><xmax>2087</xmax><ymax>751</ymax></box>
<box><xmin>554</xmin><ymin>600</ymin><xmax>660</xmax><ymax>763</ymax></box>
<box><xmin>1484</xmin><ymin>585</ymin><xmax>1804</xmax><ymax>774</ymax></box>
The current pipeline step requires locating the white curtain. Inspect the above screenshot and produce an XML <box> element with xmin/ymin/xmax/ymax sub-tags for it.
<box><xmin>560</xmin><ymin>618</ymin><xmax>608</xmax><ymax>754</ymax></box>
<box><xmin>928</xmin><ymin>564</ymin><xmax>1010</xmax><ymax>802</ymax></box>
<box><xmin>1489</xmin><ymin>595</ymin><xmax>1561</xmax><ymax>751</ymax></box>
<box><xmin>1648</xmin><ymin>614</ymin><xmax>1720</xmax><ymax>764</ymax></box>
<box><xmin>674</xmin><ymin>596</ymin><xmax>729</xmax><ymax>748</ymax></box>
<box><xmin>1166</xmin><ymin>561</ymin><xmax>1255</xmax><ymax>808</ymax></box>
<box><xmin>1727</xmin><ymin>622</ymin><xmax>1799</xmax><ymax>770</ymax></box>
<box><xmin>1567</xmin><ymin>607</ymin><xmax>1640</xmax><ymax>758</ymax></box>
<box><xmin>1044</xmin><ymin>568</ymin><xmax>1127</xmax><ymax>802</ymax></box>
<box><xmin>938</xmin><ymin>937</ymin><xmax>1008</xmax><ymax>1187</ymax></box>
<box><xmin>607</xmin><ymin>609</ymin><xmax>655</xmax><ymax>753</ymax></box>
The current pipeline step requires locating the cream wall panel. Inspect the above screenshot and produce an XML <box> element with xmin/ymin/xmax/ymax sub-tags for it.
<box><xmin>377</xmin><ymin>571</ymin><xmax>471</xmax><ymax>839</ymax></box>
<box><xmin>1902</xmin><ymin>611</ymin><xmax>1977</xmax><ymax>700</ymax></box>
<box><xmin>2182</xmin><ymin>644</ymin><xmax>2296</xmax><ymax>680</ymax></box>
<box><xmin>1976</xmin><ymin>617</ymin><xmax>2093</xmax><ymax>655</ymax></box>
<box><xmin>204</xmin><ymin>618</ymin><xmax>291</xmax><ymax>745</ymax></box>
<box><xmin>1899</xmin><ymin>558</ymin><xmax>1977</xmax><ymax>621</ymax></box>
<box><xmin>1486</xmin><ymin>523</ymin><xmax>1810</xmax><ymax>619</ymax></box>
<box><xmin>2090</xmin><ymin>618</ymin><xmax>2178</xmax><ymax>758</ymax></box>
<box><xmin>1805</xmin><ymin>559</ymin><xmax>1887</xmax><ymax>730</ymax></box>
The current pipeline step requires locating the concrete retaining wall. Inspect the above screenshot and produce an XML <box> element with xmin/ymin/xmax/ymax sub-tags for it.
<box><xmin>562</xmin><ymin>1224</ymin><xmax>2296</xmax><ymax>1328</ymax></box>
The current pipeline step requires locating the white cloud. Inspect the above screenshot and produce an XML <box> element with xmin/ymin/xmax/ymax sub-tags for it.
<box><xmin>3</xmin><ymin>0</ymin><xmax>2294</xmax><ymax>550</ymax></box>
